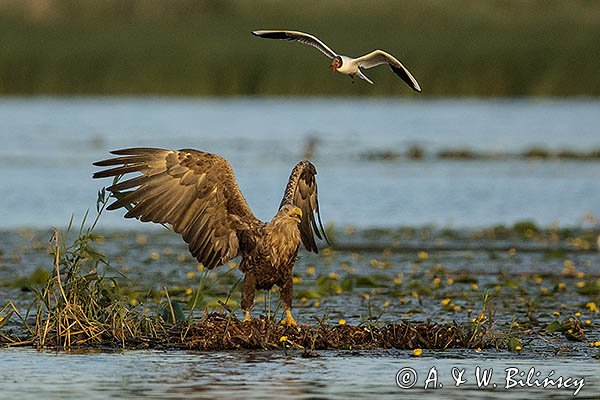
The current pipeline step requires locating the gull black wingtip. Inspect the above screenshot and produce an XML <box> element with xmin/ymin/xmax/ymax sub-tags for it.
<box><xmin>251</xmin><ymin>30</ymin><xmax>294</xmax><ymax>41</ymax></box>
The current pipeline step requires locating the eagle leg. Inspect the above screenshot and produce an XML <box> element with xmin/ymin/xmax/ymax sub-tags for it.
<box><xmin>280</xmin><ymin>275</ymin><xmax>297</xmax><ymax>326</ymax></box>
<box><xmin>241</xmin><ymin>273</ymin><xmax>257</xmax><ymax>322</ymax></box>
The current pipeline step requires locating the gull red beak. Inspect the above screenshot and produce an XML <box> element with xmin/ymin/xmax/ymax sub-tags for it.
<box><xmin>331</xmin><ymin>59</ymin><xmax>339</xmax><ymax>72</ymax></box>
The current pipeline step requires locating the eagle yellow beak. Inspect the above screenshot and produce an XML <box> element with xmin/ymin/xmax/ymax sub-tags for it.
<box><xmin>291</xmin><ymin>208</ymin><xmax>303</xmax><ymax>223</ymax></box>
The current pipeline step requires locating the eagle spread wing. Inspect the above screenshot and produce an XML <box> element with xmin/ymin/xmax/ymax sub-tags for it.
<box><xmin>94</xmin><ymin>148</ymin><xmax>328</xmax><ymax>269</ymax></box>
<box><xmin>93</xmin><ymin>148</ymin><xmax>260</xmax><ymax>270</ymax></box>
<box><xmin>279</xmin><ymin>160</ymin><xmax>329</xmax><ymax>253</ymax></box>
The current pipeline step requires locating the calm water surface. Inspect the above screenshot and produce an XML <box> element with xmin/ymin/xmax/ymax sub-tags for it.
<box><xmin>2</xmin><ymin>348</ymin><xmax>599</xmax><ymax>399</ymax></box>
<box><xmin>0</xmin><ymin>97</ymin><xmax>599</xmax><ymax>229</ymax></box>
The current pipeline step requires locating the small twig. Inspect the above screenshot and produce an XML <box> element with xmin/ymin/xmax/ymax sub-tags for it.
<box><xmin>52</xmin><ymin>229</ymin><xmax>68</xmax><ymax>304</ymax></box>
<box><xmin>164</xmin><ymin>287</ymin><xmax>176</xmax><ymax>325</ymax></box>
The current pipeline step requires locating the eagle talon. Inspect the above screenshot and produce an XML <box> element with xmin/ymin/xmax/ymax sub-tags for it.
<box><xmin>284</xmin><ymin>309</ymin><xmax>297</xmax><ymax>326</ymax></box>
<box><xmin>243</xmin><ymin>310</ymin><xmax>251</xmax><ymax>322</ymax></box>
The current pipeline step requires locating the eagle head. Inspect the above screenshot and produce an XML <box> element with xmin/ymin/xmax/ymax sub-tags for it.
<box><xmin>278</xmin><ymin>204</ymin><xmax>303</xmax><ymax>224</ymax></box>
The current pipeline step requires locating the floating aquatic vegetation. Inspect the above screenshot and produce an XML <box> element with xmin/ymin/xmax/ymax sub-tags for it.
<box><xmin>359</xmin><ymin>146</ymin><xmax>600</xmax><ymax>162</ymax></box>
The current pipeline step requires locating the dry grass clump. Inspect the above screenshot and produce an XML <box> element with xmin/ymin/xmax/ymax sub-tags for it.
<box><xmin>27</xmin><ymin>189</ymin><xmax>162</xmax><ymax>349</ymax></box>
<box><xmin>31</xmin><ymin>228</ymin><xmax>160</xmax><ymax>349</ymax></box>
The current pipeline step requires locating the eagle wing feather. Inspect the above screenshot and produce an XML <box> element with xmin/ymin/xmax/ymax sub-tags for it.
<box><xmin>279</xmin><ymin>160</ymin><xmax>329</xmax><ymax>253</ymax></box>
<box><xmin>93</xmin><ymin>147</ymin><xmax>260</xmax><ymax>269</ymax></box>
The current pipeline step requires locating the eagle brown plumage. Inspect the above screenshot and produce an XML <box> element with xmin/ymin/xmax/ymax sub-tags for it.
<box><xmin>93</xmin><ymin>147</ymin><xmax>328</xmax><ymax>325</ymax></box>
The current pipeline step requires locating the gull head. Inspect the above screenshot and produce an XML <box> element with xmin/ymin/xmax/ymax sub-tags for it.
<box><xmin>331</xmin><ymin>56</ymin><xmax>342</xmax><ymax>72</ymax></box>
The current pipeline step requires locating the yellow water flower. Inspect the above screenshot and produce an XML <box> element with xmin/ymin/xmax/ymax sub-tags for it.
<box><xmin>564</xmin><ymin>259</ymin><xmax>574</xmax><ymax>267</ymax></box>
<box><xmin>197</xmin><ymin>264</ymin><xmax>205</xmax><ymax>272</ymax></box>
<box><xmin>186</xmin><ymin>271</ymin><xmax>196</xmax><ymax>279</ymax></box>
<box><xmin>306</xmin><ymin>266</ymin><xmax>316</xmax><ymax>276</ymax></box>
<box><xmin>149</xmin><ymin>252</ymin><xmax>160</xmax><ymax>261</ymax></box>
<box><xmin>558</xmin><ymin>282</ymin><xmax>566</xmax><ymax>290</ymax></box>
<box><xmin>328</xmin><ymin>272</ymin><xmax>340</xmax><ymax>280</ymax></box>
<box><xmin>446</xmin><ymin>278</ymin><xmax>454</xmax><ymax>286</ymax></box>
<box><xmin>394</xmin><ymin>274</ymin><xmax>404</xmax><ymax>285</ymax></box>
<box><xmin>129</xmin><ymin>298</ymin><xmax>139</xmax><ymax>306</ymax></box>
<box><xmin>508</xmin><ymin>248</ymin><xmax>516</xmax><ymax>256</ymax></box>
<box><xmin>576</xmin><ymin>281</ymin><xmax>586</xmax><ymax>288</ymax></box>
<box><xmin>136</xmin><ymin>234</ymin><xmax>147</xmax><ymax>245</ymax></box>
<box><xmin>586</xmin><ymin>302</ymin><xmax>598</xmax><ymax>312</ymax></box>
<box><xmin>562</xmin><ymin>259</ymin><xmax>576</xmax><ymax>276</ymax></box>
<box><xmin>340</xmin><ymin>262</ymin><xmax>355</xmax><ymax>273</ymax></box>
<box><xmin>585</xmin><ymin>319</ymin><xmax>592</xmax><ymax>325</ymax></box>
<box><xmin>470</xmin><ymin>283</ymin><xmax>479</xmax><ymax>291</ymax></box>
<box><xmin>417</xmin><ymin>251</ymin><xmax>429</xmax><ymax>261</ymax></box>
<box><xmin>279</xmin><ymin>336</ymin><xmax>288</xmax><ymax>343</ymax></box>
<box><xmin>441</xmin><ymin>298</ymin><xmax>452</xmax><ymax>306</ymax></box>
<box><xmin>293</xmin><ymin>276</ymin><xmax>302</xmax><ymax>284</ymax></box>
<box><xmin>515</xmin><ymin>345</ymin><xmax>523</xmax><ymax>351</ymax></box>
<box><xmin>338</xmin><ymin>319</ymin><xmax>347</xmax><ymax>325</ymax></box>
<box><xmin>534</xmin><ymin>276</ymin><xmax>543</xmax><ymax>284</ymax></box>
<box><xmin>452</xmin><ymin>305</ymin><xmax>462</xmax><ymax>312</ymax></box>
<box><xmin>575</xmin><ymin>312</ymin><xmax>581</xmax><ymax>317</ymax></box>
<box><xmin>592</xmin><ymin>341</ymin><xmax>600</xmax><ymax>348</ymax></box>
<box><xmin>412</xmin><ymin>348</ymin><xmax>423</xmax><ymax>357</ymax></box>
<box><xmin>185</xmin><ymin>288</ymin><xmax>193</xmax><ymax>295</ymax></box>
<box><xmin>383</xmin><ymin>301</ymin><xmax>391</xmax><ymax>308</ymax></box>
<box><xmin>433</xmin><ymin>277</ymin><xmax>441</xmax><ymax>287</ymax></box>
<box><xmin>313</xmin><ymin>301</ymin><xmax>321</xmax><ymax>307</ymax></box>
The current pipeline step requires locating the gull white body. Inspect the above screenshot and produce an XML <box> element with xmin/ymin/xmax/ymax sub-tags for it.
<box><xmin>336</xmin><ymin>55</ymin><xmax>374</xmax><ymax>84</ymax></box>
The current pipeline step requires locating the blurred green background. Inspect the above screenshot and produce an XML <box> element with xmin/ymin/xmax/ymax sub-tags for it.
<box><xmin>1</xmin><ymin>0</ymin><xmax>599</xmax><ymax>96</ymax></box>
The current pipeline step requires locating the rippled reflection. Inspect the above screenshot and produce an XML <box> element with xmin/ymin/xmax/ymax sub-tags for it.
<box><xmin>2</xmin><ymin>349</ymin><xmax>598</xmax><ymax>399</ymax></box>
